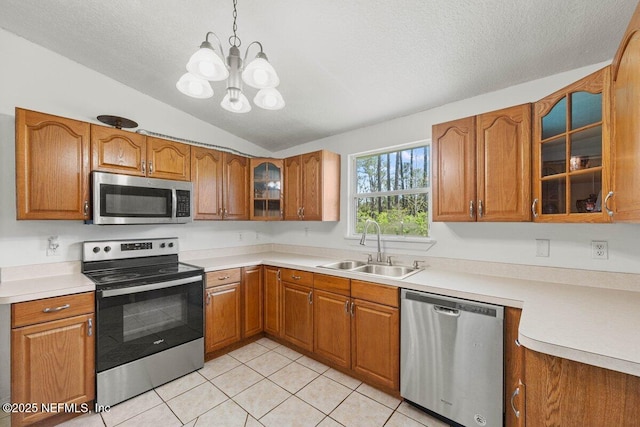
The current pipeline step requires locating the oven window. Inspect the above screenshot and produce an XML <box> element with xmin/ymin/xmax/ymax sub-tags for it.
<box><xmin>123</xmin><ymin>294</ymin><xmax>187</xmax><ymax>342</ymax></box>
<box><xmin>101</xmin><ymin>184</ymin><xmax>172</xmax><ymax>217</ymax></box>
<box><xmin>96</xmin><ymin>279</ymin><xmax>203</xmax><ymax>372</ymax></box>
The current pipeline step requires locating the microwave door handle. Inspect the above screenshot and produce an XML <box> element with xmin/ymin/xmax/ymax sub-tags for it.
<box><xmin>172</xmin><ymin>189</ymin><xmax>178</xmax><ymax>221</ymax></box>
<box><xmin>99</xmin><ymin>276</ymin><xmax>203</xmax><ymax>298</ymax></box>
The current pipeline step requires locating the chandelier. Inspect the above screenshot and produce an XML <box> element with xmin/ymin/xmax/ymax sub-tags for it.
<box><xmin>176</xmin><ymin>0</ymin><xmax>284</xmax><ymax>113</ymax></box>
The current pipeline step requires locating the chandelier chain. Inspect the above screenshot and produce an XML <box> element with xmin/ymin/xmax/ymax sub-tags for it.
<box><xmin>230</xmin><ymin>0</ymin><xmax>241</xmax><ymax>47</ymax></box>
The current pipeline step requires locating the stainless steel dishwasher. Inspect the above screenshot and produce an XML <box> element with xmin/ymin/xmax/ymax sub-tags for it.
<box><xmin>400</xmin><ymin>289</ymin><xmax>504</xmax><ymax>427</ymax></box>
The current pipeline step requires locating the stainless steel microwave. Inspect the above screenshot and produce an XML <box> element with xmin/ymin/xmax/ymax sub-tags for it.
<box><xmin>92</xmin><ymin>172</ymin><xmax>193</xmax><ymax>225</ymax></box>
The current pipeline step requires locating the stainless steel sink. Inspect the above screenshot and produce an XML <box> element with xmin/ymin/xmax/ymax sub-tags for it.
<box><xmin>318</xmin><ymin>260</ymin><xmax>421</xmax><ymax>279</ymax></box>
<box><xmin>319</xmin><ymin>260</ymin><xmax>367</xmax><ymax>270</ymax></box>
<box><xmin>351</xmin><ymin>264</ymin><xmax>420</xmax><ymax>278</ymax></box>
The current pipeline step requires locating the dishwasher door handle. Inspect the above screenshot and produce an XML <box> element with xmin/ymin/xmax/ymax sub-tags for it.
<box><xmin>433</xmin><ymin>305</ymin><xmax>461</xmax><ymax>317</ymax></box>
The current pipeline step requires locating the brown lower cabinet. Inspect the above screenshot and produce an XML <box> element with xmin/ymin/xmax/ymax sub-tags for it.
<box><xmin>11</xmin><ymin>292</ymin><xmax>95</xmax><ymax>427</ymax></box>
<box><xmin>205</xmin><ymin>267</ymin><xmax>264</xmax><ymax>354</ymax></box>
<box><xmin>282</xmin><ymin>280</ymin><xmax>314</xmax><ymax>352</ymax></box>
<box><xmin>313</xmin><ymin>289</ymin><xmax>351</xmax><ymax>368</ymax></box>
<box><xmin>263</xmin><ymin>266</ymin><xmax>281</xmax><ymax>336</ymax></box>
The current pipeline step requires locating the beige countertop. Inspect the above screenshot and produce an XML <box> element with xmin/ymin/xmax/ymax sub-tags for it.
<box><xmin>2</xmin><ymin>250</ymin><xmax>639</xmax><ymax>378</ymax></box>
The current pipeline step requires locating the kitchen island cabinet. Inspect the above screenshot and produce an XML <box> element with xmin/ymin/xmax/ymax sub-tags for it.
<box><xmin>15</xmin><ymin>108</ymin><xmax>90</xmax><ymax>220</ymax></box>
<box><xmin>11</xmin><ymin>292</ymin><xmax>95</xmax><ymax>427</ymax></box>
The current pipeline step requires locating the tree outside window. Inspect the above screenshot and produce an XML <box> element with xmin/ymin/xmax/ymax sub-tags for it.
<box><xmin>353</xmin><ymin>144</ymin><xmax>430</xmax><ymax>237</ymax></box>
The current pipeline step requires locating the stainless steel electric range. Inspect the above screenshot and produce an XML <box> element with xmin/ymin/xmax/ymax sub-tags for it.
<box><xmin>82</xmin><ymin>237</ymin><xmax>204</xmax><ymax>408</ymax></box>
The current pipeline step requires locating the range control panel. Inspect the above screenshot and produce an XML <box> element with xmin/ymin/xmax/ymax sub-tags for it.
<box><xmin>83</xmin><ymin>238</ymin><xmax>179</xmax><ymax>261</ymax></box>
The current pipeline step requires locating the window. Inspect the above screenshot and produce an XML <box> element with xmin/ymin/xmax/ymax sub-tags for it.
<box><xmin>351</xmin><ymin>142</ymin><xmax>430</xmax><ymax>238</ymax></box>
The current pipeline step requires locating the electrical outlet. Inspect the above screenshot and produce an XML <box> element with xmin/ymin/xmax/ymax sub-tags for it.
<box><xmin>592</xmin><ymin>241</ymin><xmax>608</xmax><ymax>259</ymax></box>
<box><xmin>536</xmin><ymin>239</ymin><xmax>550</xmax><ymax>257</ymax></box>
<box><xmin>47</xmin><ymin>236</ymin><xmax>60</xmax><ymax>256</ymax></box>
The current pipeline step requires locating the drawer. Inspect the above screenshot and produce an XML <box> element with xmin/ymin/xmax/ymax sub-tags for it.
<box><xmin>12</xmin><ymin>291</ymin><xmax>95</xmax><ymax>328</ymax></box>
<box><xmin>280</xmin><ymin>268</ymin><xmax>313</xmax><ymax>287</ymax></box>
<box><xmin>351</xmin><ymin>280</ymin><xmax>399</xmax><ymax>308</ymax></box>
<box><xmin>314</xmin><ymin>273</ymin><xmax>350</xmax><ymax>296</ymax></box>
<box><xmin>206</xmin><ymin>268</ymin><xmax>242</xmax><ymax>287</ymax></box>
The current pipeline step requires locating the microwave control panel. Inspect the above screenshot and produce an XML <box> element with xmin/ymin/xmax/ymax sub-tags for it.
<box><xmin>176</xmin><ymin>190</ymin><xmax>191</xmax><ymax>217</ymax></box>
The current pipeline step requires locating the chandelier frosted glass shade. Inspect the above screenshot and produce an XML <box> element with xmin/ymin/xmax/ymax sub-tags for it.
<box><xmin>242</xmin><ymin>54</ymin><xmax>280</xmax><ymax>89</ymax></box>
<box><xmin>254</xmin><ymin>88</ymin><xmax>285</xmax><ymax>110</ymax></box>
<box><xmin>176</xmin><ymin>73</ymin><xmax>214</xmax><ymax>98</ymax></box>
<box><xmin>186</xmin><ymin>44</ymin><xmax>229</xmax><ymax>81</ymax></box>
<box><xmin>221</xmin><ymin>91</ymin><xmax>252</xmax><ymax>113</ymax></box>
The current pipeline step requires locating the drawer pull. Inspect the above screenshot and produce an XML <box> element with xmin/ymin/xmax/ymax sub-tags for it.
<box><xmin>218</xmin><ymin>275</ymin><xmax>231</xmax><ymax>280</ymax></box>
<box><xmin>43</xmin><ymin>304</ymin><xmax>70</xmax><ymax>313</ymax></box>
<box><xmin>292</xmin><ymin>275</ymin><xmax>301</xmax><ymax>280</ymax></box>
<box><xmin>213</xmin><ymin>288</ymin><xmax>236</xmax><ymax>296</ymax></box>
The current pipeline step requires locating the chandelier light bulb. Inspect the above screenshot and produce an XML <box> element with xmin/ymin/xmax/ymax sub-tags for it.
<box><xmin>242</xmin><ymin>56</ymin><xmax>280</xmax><ymax>89</ymax></box>
<box><xmin>186</xmin><ymin>45</ymin><xmax>229</xmax><ymax>81</ymax></box>
<box><xmin>221</xmin><ymin>91</ymin><xmax>252</xmax><ymax>113</ymax></box>
<box><xmin>176</xmin><ymin>73</ymin><xmax>214</xmax><ymax>99</ymax></box>
<box><xmin>254</xmin><ymin>87</ymin><xmax>285</xmax><ymax>110</ymax></box>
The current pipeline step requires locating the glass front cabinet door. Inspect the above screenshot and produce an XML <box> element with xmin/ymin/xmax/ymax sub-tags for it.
<box><xmin>532</xmin><ymin>67</ymin><xmax>612</xmax><ymax>222</ymax></box>
<box><xmin>250</xmin><ymin>158</ymin><xmax>283</xmax><ymax>220</ymax></box>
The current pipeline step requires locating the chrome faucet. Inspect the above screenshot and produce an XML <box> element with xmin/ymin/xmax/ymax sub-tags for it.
<box><xmin>360</xmin><ymin>219</ymin><xmax>383</xmax><ymax>263</ymax></box>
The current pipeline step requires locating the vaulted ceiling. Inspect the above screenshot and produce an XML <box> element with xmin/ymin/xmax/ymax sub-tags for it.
<box><xmin>0</xmin><ymin>0</ymin><xmax>636</xmax><ymax>151</ymax></box>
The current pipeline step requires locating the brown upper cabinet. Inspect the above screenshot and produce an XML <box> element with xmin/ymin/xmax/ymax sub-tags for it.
<box><xmin>91</xmin><ymin>128</ymin><xmax>190</xmax><ymax>181</ymax></box>
<box><xmin>250</xmin><ymin>158</ymin><xmax>283</xmax><ymax>220</ymax></box>
<box><xmin>432</xmin><ymin>104</ymin><xmax>532</xmax><ymax>222</ymax></box>
<box><xmin>532</xmin><ymin>67</ymin><xmax>611</xmax><ymax>223</ymax></box>
<box><xmin>611</xmin><ymin>1</ymin><xmax>640</xmax><ymax>222</ymax></box>
<box><xmin>190</xmin><ymin>146</ymin><xmax>249</xmax><ymax>220</ymax></box>
<box><xmin>15</xmin><ymin>108</ymin><xmax>91</xmax><ymax>220</ymax></box>
<box><xmin>284</xmin><ymin>150</ymin><xmax>340</xmax><ymax>221</ymax></box>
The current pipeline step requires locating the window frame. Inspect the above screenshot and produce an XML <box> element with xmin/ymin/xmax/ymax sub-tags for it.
<box><xmin>347</xmin><ymin>139</ymin><xmax>432</xmax><ymax>241</ymax></box>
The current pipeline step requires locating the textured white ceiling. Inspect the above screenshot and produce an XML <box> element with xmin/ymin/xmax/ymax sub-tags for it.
<box><xmin>0</xmin><ymin>0</ymin><xmax>636</xmax><ymax>151</ymax></box>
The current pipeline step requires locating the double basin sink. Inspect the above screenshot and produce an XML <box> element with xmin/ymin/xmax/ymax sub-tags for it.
<box><xmin>318</xmin><ymin>260</ymin><xmax>422</xmax><ymax>280</ymax></box>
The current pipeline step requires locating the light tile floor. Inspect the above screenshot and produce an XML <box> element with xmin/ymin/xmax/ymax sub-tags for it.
<box><xmin>51</xmin><ymin>338</ymin><xmax>451</xmax><ymax>427</ymax></box>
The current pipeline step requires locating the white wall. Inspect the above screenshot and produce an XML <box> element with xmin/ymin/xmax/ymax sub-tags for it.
<box><xmin>0</xmin><ymin>28</ymin><xmax>274</xmax><ymax>268</ymax></box>
<box><xmin>271</xmin><ymin>61</ymin><xmax>640</xmax><ymax>275</ymax></box>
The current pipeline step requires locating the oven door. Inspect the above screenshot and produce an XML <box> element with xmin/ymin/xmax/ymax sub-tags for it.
<box><xmin>96</xmin><ymin>276</ymin><xmax>203</xmax><ymax>373</ymax></box>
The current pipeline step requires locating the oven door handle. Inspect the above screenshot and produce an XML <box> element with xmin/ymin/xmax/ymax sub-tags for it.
<box><xmin>98</xmin><ymin>276</ymin><xmax>203</xmax><ymax>298</ymax></box>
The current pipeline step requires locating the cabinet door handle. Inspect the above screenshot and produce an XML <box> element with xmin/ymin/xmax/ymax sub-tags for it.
<box><xmin>344</xmin><ymin>300</ymin><xmax>349</xmax><ymax>314</ymax></box>
<box><xmin>478</xmin><ymin>199</ymin><xmax>483</xmax><ymax>218</ymax></box>
<box><xmin>206</xmin><ymin>291</ymin><xmax>211</xmax><ymax>305</ymax></box>
<box><xmin>532</xmin><ymin>198</ymin><xmax>539</xmax><ymax>218</ymax></box>
<box><xmin>148</xmin><ymin>162</ymin><xmax>153</xmax><ymax>174</ymax></box>
<box><xmin>510</xmin><ymin>386</ymin><xmax>521</xmax><ymax>418</ymax></box>
<box><xmin>604</xmin><ymin>191</ymin><xmax>614</xmax><ymax>217</ymax></box>
<box><xmin>301</xmin><ymin>207</ymin><xmax>305</xmax><ymax>219</ymax></box>
<box><xmin>276</xmin><ymin>269</ymin><xmax>281</xmax><ymax>280</ymax></box>
<box><xmin>350</xmin><ymin>301</ymin><xmax>355</xmax><ymax>317</ymax></box>
<box><xmin>469</xmin><ymin>200</ymin><xmax>474</xmax><ymax>219</ymax></box>
<box><xmin>88</xmin><ymin>318</ymin><xmax>93</xmax><ymax>337</ymax></box>
<box><xmin>308</xmin><ymin>290</ymin><xmax>313</xmax><ymax>305</ymax></box>
<box><xmin>43</xmin><ymin>303</ymin><xmax>70</xmax><ymax>313</ymax></box>
<box><xmin>141</xmin><ymin>161</ymin><xmax>146</xmax><ymax>174</ymax></box>
<box><xmin>83</xmin><ymin>201</ymin><xmax>89</xmax><ymax>216</ymax></box>
<box><xmin>218</xmin><ymin>275</ymin><xmax>231</xmax><ymax>280</ymax></box>
<box><xmin>515</xmin><ymin>338</ymin><xmax>521</xmax><ymax>347</ymax></box>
